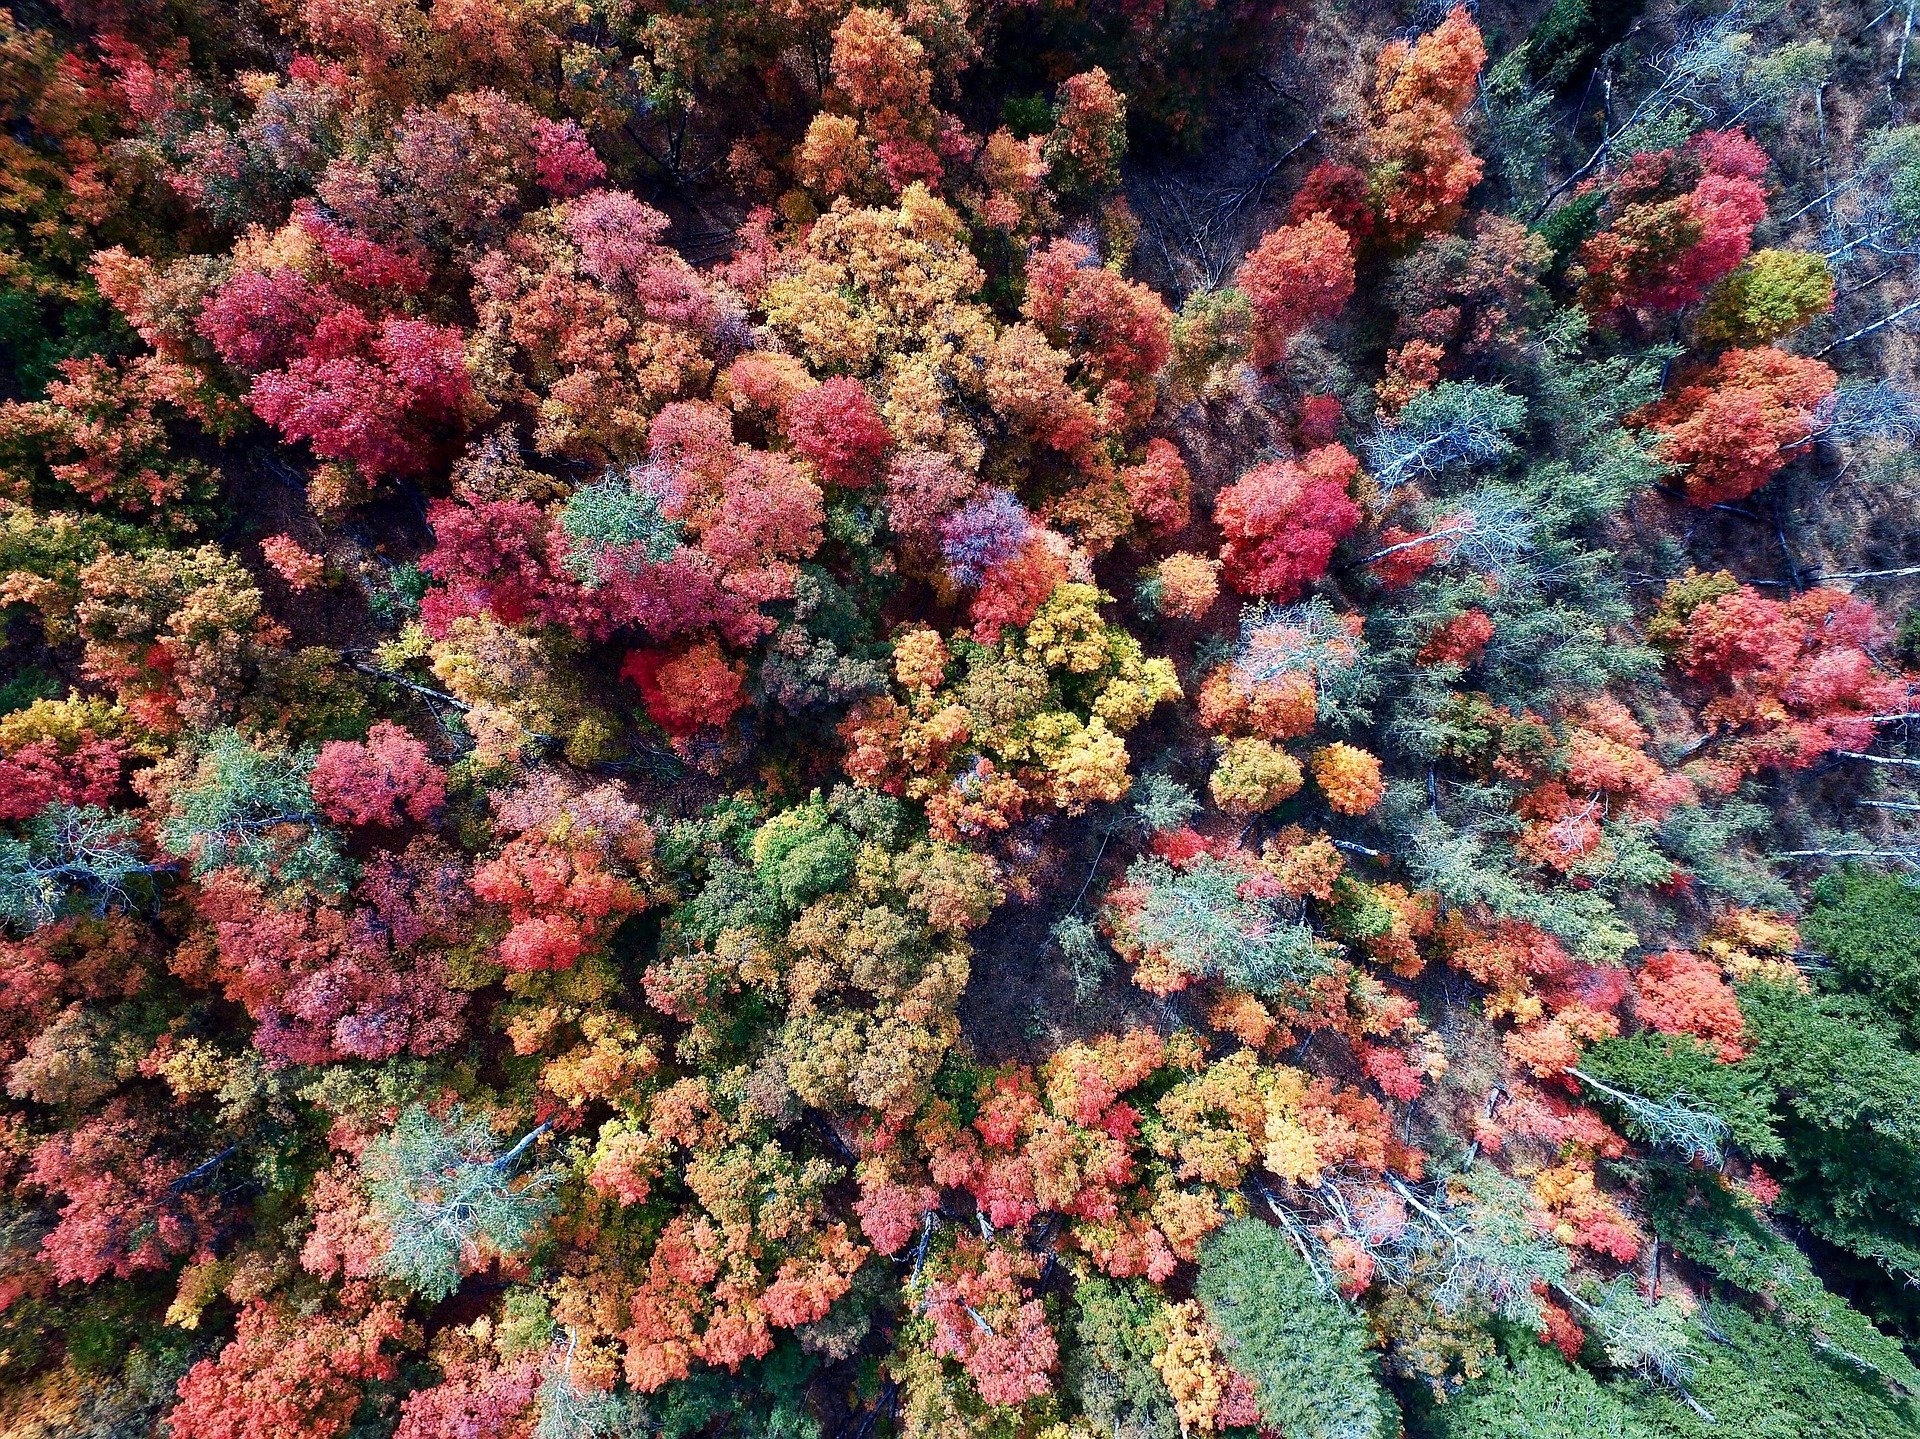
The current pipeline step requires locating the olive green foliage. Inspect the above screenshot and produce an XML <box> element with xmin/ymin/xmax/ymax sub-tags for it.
<box><xmin>1805</xmin><ymin>867</ymin><xmax>1920</xmax><ymax>1042</ymax></box>
<box><xmin>1579</xmin><ymin>1033</ymin><xmax>1781</xmax><ymax>1158</ymax></box>
<box><xmin>1062</xmin><ymin>1275</ymin><xmax>1180</xmax><ymax>1439</ymax></box>
<box><xmin>1195</xmin><ymin>1219</ymin><xmax>1396</xmax><ymax>1439</ymax></box>
<box><xmin>1699</xmin><ymin>251</ymin><xmax>1834</xmax><ymax>344</ymax></box>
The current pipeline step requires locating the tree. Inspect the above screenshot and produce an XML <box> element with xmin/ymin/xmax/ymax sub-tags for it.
<box><xmin>919</xmin><ymin>1233</ymin><xmax>1058</xmax><ymax>1407</ymax></box>
<box><xmin>260</xmin><ymin>534</ymin><xmax>325</xmax><ymax>591</ymax></box>
<box><xmin>362</xmin><ymin>1106</ymin><xmax>559</xmax><ymax>1303</ymax></box>
<box><xmin>1235</xmin><ymin>214</ymin><xmax>1356</xmax><ymax>368</ymax></box>
<box><xmin>0</xmin><ymin>354</ymin><xmax>218</xmax><ymax>520</ymax></box>
<box><xmin>192</xmin><ymin>863</ymin><xmax>468</xmax><ymax>1065</ymax></box>
<box><xmin>1631</xmin><ymin>347</ymin><xmax>1836</xmax><ymax>504</ymax></box>
<box><xmin>156</xmin><ymin>728</ymin><xmax>346</xmax><ymax>889</ymax></box>
<box><xmin>394</xmin><ymin>1352</ymin><xmax>541</xmax><ymax>1439</ymax></box>
<box><xmin>559</xmin><ymin>477</ymin><xmax>681</xmax><ymax>586</ymax></box>
<box><xmin>1624</xmin><ymin>1300</ymin><xmax>1920</xmax><ymax>1439</ymax></box>
<box><xmin>169</xmin><ymin>1300</ymin><xmax>408</xmax><ymax>1439</ymax></box>
<box><xmin>1195</xmin><ymin>1219</ymin><xmax>1397</xmax><ymax>1439</ymax></box>
<box><xmin>309</xmin><ymin>722</ymin><xmax>445</xmax><ymax>828</ymax></box>
<box><xmin>1737</xmin><ymin>977</ymin><xmax>1920</xmax><ymax>1294</ymax></box>
<box><xmin>1420</xmin><ymin>1338</ymin><xmax>1651</xmax><ymax>1439</ymax></box>
<box><xmin>472</xmin><ymin>821</ymin><xmax>650</xmax><ymax>973</ymax></box>
<box><xmin>1141</xmin><ymin>551</ymin><xmax>1220</xmax><ymax>619</ymax></box>
<box><xmin>0</xmin><ymin>804</ymin><xmax>160</xmax><ymax>931</ymax></box>
<box><xmin>1045</xmin><ymin>68</ymin><xmax>1128</xmax><ymax>195</ymax></box>
<box><xmin>1649</xmin><ymin>575</ymin><xmax>1902</xmax><ymax>774</ymax></box>
<box><xmin>248</xmin><ymin>317</ymin><xmax>469</xmax><ymax>479</ymax></box>
<box><xmin>1368</xmin><ymin>8</ymin><xmax>1488</xmax><ymax>245</ymax></box>
<box><xmin>1574</xmin><ymin>131</ymin><xmax>1770</xmax><ymax>315</ymax></box>
<box><xmin>1105</xmin><ymin>850</ymin><xmax>1324</xmax><ymax>997</ymax></box>
<box><xmin>1152</xmin><ymin>1299</ymin><xmax>1260</xmax><ymax>1434</ymax></box>
<box><xmin>1310</xmin><ymin>743</ymin><xmax>1386</xmax><ymax>815</ymax></box>
<box><xmin>1576</xmin><ymin>1033</ymin><xmax>1778</xmax><ymax>1162</ymax></box>
<box><xmin>73</xmin><ymin>542</ymin><xmax>273</xmax><ymax>728</ymax></box>
<box><xmin>1121</xmin><ymin>439</ymin><xmax>1193</xmax><ymax>537</ymax></box>
<box><xmin>1699</xmin><ymin>249</ymin><xmax>1835</xmax><ymax>344</ymax></box>
<box><xmin>1062</xmin><ymin>1276</ymin><xmax>1181</xmax><ymax>1439</ymax></box>
<box><xmin>622</xmin><ymin>641</ymin><xmax>749</xmax><ymax>738</ymax></box>
<box><xmin>782</xmin><ymin>377</ymin><xmax>889</xmax><ymax>488</ymax></box>
<box><xmin>1362</xmin><ymin>380</ymin><xmax>1526</xmax><ymax>491</ymax></box>
<box><xmin>29</xmin><ymin>1099</ymin><xmax>220</xmax><ymax>1283</ymax></box>
<box><xmin>1214</xmin><ymin>445</ymin><xmax>1362</xmax><ymax>600</ymax></box>
<box><xmin>1632</xmin><ymin>949</ymin><xmax>1747</xmax><ymax>1061</ymax></box>
<box><xmin>1023</xmin><ymin>240</ymin><xmax>1174</xmax><ymax>438</ymax></box>
<box><xmin>940</xmin><ymin>488</ymin><xmax>1033</xmax><ymax>587</ymax></box>
<box><xmin>1804</xmin><ymin>867</ymin><xmax>1920</xmax><ymax>1042</ymax></box>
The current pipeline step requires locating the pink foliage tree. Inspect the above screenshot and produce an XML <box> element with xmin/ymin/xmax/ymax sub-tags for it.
<box><xmin>310</xmin><ymin>722</ymin><xmax>446</xmax><ymax>829</ymax></box>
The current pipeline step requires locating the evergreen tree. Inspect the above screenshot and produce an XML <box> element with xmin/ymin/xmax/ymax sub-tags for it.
<box><xmin>1195</xmin><ymin>1219</ymin><xmax>1397</xmax><ymax>1439</ymax></box>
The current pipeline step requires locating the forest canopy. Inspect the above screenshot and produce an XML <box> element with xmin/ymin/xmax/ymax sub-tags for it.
<box><xmin>7</xmin><ymin>0</ymin><xmax>1920</xmax><ymax>1434</ymax></box>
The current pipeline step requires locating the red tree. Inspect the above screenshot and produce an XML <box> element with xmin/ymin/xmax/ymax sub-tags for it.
<box><xmin>1632</xmin><ymin>346</ymin><xmax>1835</xmax><ymax>504</ymax></box>
<box><xmin>394</xmin><ymin>1353</ymin><xmax>540</xmax><ymax>1439</ymax></box>
<box><xmin>248</xmin><ymin>318</ymin><xmax>469</xmax><ymax>478</ymax></box>
<box><xmin>309</xmin><ymin>721</ymin><xmax>445</xmax><ymax>828</ymax></box>
<box><xmin>1368</xmin><ymin>8</ymin><xmax>1487</xmax><ymax>244</ymax></box>
<box><xmin>169</xmin><ymin>1299</ymin><xmax>407</xmax><ymax>1439</ymax></box>
<box><xmin>1214</xmin><ymin>444</ymin><xmax>1362</xmax><ymax>599</ymax></box>
<box><xmin>0</xmin><ymin>737</ymin><xmax>125</xmax><ymax>821</ymax></box>
<box><xmin>1653</xmin><ymin>577</ymin><xmax>1906</xmax><ymax>777</ymax></box>
<box><xmin>1633</xmin><ymin>950</ymin><xmax>1747</xmax><ymax>1061</ymax></box>
<box><xmin>193</xmin><ymin>868</ymin><xmax>468</xmax><ymax>1065</ymax></box>
<box><xmin>471</xmin><ymin>831</ymin><xmax>649</xmax><ymax>973</ymax></box>
<box><xmin>29</xmin><ymin>1100</ymin><xmax>219</xmax><ymax>1284</ymax></box>
<box><xmin>1235</xmin><ymin>213</ymin><xmax>1356</xmax><ymax>367</ymax></box>
<box><xmin>622</xmin><ymin>640</ymin><xmax>749</xmax><ymax>737</ymax></box>
<box><xmin>922</xmin><ymin>1235</ymin><xmax>1059</xmax><ymax>1406</ymax></box>
<box><xmin>1576</xmin><ymin>130</ymin><xmax>1770</xmax><ymax>314</ymax></box>
<box><xmin>1023</xmin><ymin>239</ymin><xmax>1174</xmax><ymax>437</ymax></box>
<box><xmin>782</xmin><ymin>376</ymin><xmax>890</xmax><ymax>487</ymax></box>
<box><xmin>1120</xmin><ymin>438</ymin><xmax>1192</xmax><ymax>536</ymax></box>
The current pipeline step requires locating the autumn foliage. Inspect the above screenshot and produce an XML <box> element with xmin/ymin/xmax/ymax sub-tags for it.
<box><xmin>2</xmin><ymin>1</ymin><xmax>1911</xmax><ymax>1434</ymax></box>
<box><xmin>1214</xmin><ymin>444</ymin><xmax>1363</xmax><ymax>600</ymax></box>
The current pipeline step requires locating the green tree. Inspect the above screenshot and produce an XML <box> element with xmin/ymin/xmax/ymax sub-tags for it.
<box><xmin>1805</xmin><ymin>867</ymin><xmax>1920</xmax><ymax>1042</ymax></box>
<box><xmin>1062</xmin><ymin>1275</ymin><xmax>1179</xmax><ymax>1439</ymax></box>
<box><xmin>1699</xmin><ymin>251</ymin><xmax>1834</xmax><ymax>345</ymax></box>
<box><xmin>0</xmin><ymin>803</ymin><xmax>164</xmax><ymax>930</ymax></box>
<box><xmin>1412</xmin><ymin>1335</ymin><xmax>1651</xmax><ymax>1439</ymax></box>
<box><xmin>363</xmin><ymin>1105</ymin><xmax>559</xmax><ymax>1303</ymax></box>
<box><xmin>1639</xmin><ymin>1159</ymin><xmax>1919</xmax><ymax>1391</ymax></box>
<box><xmin>751</xmin><ymin>796</ymin><xmax>858</xmax><ymax>912</ymax></box>
<box><xmin>1120</xmin><ymin>853</ymin><xmax>1326</xmax><ymax>996</ymax></box>
<box><xmin>1195</xmin><ymin>1218</ymin><xmax>1397</xmax><ymax>1439</ymax></box>
<box><xmin>560</xmin><ymin>473</ymin><xmax>681</xmax><ymax>586</ymax></box>
<box><xmin>1577</xmin><ymin>1033</ymin><xmax>1781</xmax><ymax>1162</ymax></box>
<box><xmin>1625</xmin><ymin>1303</ymin><xmax>1920</xmax><ymax>1439</ymax></box>
<box><xmin>1737</xmin><ymin>979</ymin><xmax>1920</xmax><ymax>1328</ymax></box>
